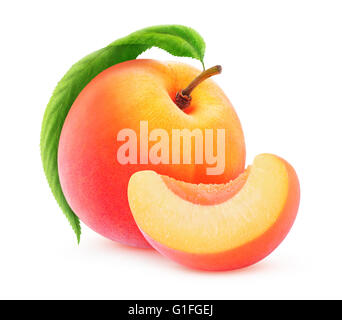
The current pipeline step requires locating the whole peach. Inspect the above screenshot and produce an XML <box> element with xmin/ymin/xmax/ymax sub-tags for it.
<box><xmin>58</xmin><ymin>59</ymin><xmax>245</xmax><ymax>247</ymax></box>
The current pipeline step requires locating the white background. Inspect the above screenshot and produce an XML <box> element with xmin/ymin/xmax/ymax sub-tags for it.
<box><xmin>1</xmin><ymin>0</ymin><xmax>342</xmax><ymax>299</ymax></box>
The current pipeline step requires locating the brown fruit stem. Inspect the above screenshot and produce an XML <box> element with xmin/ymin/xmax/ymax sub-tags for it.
<box><xmin>175</xmin><ymin>65</ymin><xmax>222</xmax><ymax>110</ymax></box>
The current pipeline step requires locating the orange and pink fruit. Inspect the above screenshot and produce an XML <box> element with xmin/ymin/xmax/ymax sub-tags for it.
<box><xmin>128</xmin><ymin>154</ymin><xmax>300</xmax><ymax>270</ymax></box>
<box><xmin>58</xmin><ymin>59</ymin><xmax>246</xmax><ymax>248</ymax></box>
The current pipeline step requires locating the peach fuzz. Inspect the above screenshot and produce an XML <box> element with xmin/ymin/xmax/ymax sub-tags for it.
<box><xmin>128</xmin><ymin>154</ymin><xmax>300</xmax><ymax>270</ymax></box>
<box><xmin>58</xmin><ymin>59</ymin><xmax>245</xmax><ymax>248</ymax></box>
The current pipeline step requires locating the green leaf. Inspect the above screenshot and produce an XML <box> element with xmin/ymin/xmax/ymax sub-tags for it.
<box><xmin>40</xmin><ymin>25</ymin><xmax>206</xmax><ymax>243</ymax></box>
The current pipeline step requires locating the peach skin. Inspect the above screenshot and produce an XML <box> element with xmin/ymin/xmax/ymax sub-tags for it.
<box><xmin>128</xmin><ymin>154</ymin><xmax>300</xmax><ymax>270</ymax></box>
<box><xmin>58</xmin><ymin>59</ymin><xmax>246</xmax><ymax>248</ymax></box>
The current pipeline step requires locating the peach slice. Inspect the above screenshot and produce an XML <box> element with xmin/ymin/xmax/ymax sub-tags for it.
<box><xmin>128</xmin><ymin>154</ymin><xmax>300</xmax><ymax>271</ymax></box>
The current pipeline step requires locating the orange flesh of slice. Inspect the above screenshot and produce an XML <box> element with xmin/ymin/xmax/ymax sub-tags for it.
<box><xmin>128</xmin><ymin>154</ymin><xmax>293</xmax><ymax>255</ymax></box>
